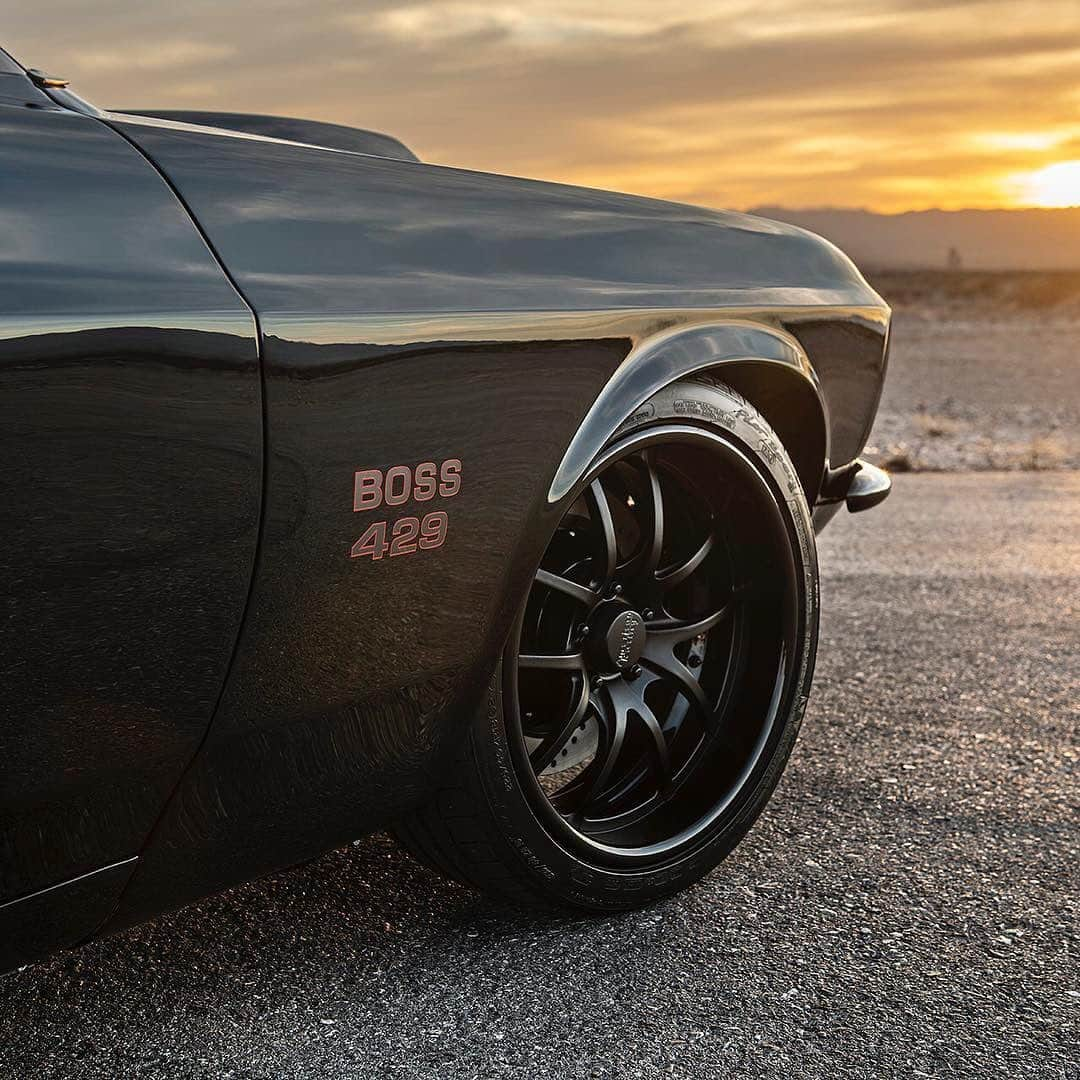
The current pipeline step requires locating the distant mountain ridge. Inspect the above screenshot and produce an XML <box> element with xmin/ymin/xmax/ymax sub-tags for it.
<box><xmin>750</xmin><ymin>206</ymin><xmax>1080</xmax><ymax>271</ymax></box>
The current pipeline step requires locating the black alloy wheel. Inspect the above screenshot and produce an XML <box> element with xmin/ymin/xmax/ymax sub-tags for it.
<box><xmin>509</xmin><ymin>423</ymin><xmax>800</xmax><ymax>863</ymax></box>
<box><xmin>396</xmin><ymin>380</ymin><xmax>819</xmax><ymax>910</ymax></box>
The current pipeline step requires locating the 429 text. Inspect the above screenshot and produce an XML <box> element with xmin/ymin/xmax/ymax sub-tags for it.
<box><xmin>349</xmin><ymin>459</ymin><xmax>461</xmax><ymax>561</ymax></box>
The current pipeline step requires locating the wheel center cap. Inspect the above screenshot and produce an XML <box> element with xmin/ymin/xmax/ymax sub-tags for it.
<box><xmin>601</xmin><ymin>608</ymin><xmax>646</xmax><ymax>671</ymax></box>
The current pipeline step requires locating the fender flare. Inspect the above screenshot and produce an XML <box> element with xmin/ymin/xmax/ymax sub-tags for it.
<box><xmin>548</xmin><ymin>321</ymin><xmax>828</xmax><ymax>504</ymax></box>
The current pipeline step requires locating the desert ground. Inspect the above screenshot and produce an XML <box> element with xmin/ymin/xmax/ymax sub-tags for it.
<box><xmin>863</xmin><ymin>271</ymin><xmax>1080</xmax><ymax>472</ymax></box>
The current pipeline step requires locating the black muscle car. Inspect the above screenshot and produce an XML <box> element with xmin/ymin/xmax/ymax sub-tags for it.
<box><xmin>0</xmin><ymin>47</ymin><xmax>891</xmax><ymax>973</ymax></box>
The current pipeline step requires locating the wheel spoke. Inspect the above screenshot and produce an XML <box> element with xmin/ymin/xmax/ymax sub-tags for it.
<box><xmin>534</xmin><ymin>568</ymin><xmax>598</xmax><ymax>607</ymax></box>
<box><xmin>519</xmin><ymin>651</ymin><xmax>585</xmax><ymax>671</ymax></box>
<box><xmin>581</xmin><ymin>685</ymin><xmax>626</xmax><ymax>806</ymax></box>
<box><xmin>640</xmin><ymin>643</ymin><xmax>711</xmax><ymax>721</ymax></box>
<box><xmin>657</xmin><ymin>533</ymin><xmax>714</xmax><ymax>591</ymax></box>
<box><xmin>620</xmin><ymin>454</ymin><xmax>666</xmax><ymax>577</ymax></box>
<box><xmin>647</xmin><ymin>604</ymin><xmax>731</xmax><ymax>646</ymax></box>
<box><xmin>641</xmin><ymin>607</ymin><xmax>732</xmax><ymax>724</ymax></box>
<box><xmin>643</xmin><ymin>454</ymin><xmax>665</xmax><ymax>574</ymax></box>
<box><xmin>610</xmin><ymin>677</ymin><xmax>671</xmax><ymax>787</ymax></box>
<box><xmin>530</xmin><ymin>676</ymin><xmax>590</xmax><ymax>772</ymax></box>
<box><xmin>584</xmin><ymin>479</ymin><xmax>618</xmax><ymax>584</ymax></box>
<box><xmin>637</xmin><ymin>700</ymin><xmax>671</xmax><ymax>787</ymax></box>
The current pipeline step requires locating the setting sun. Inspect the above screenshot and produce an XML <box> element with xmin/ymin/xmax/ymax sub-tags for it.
<box><xmin>1020</xmin><ymin>161</ymin><xmax>1080</xmax><ymax>208</ymax></box>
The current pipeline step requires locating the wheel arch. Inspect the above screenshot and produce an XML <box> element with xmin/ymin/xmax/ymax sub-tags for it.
<box><xmin>549</xmin><ymin>322</ymin><xmax>829</xmax><ymax>507</ymax></box>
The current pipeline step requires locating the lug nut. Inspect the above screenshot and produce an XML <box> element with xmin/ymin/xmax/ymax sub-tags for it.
<box><xmin>628</xmin><ymin>664</ymin><xmax>642</xmax><ymax>680</ymax></box>
<box><xmin>688</xmin><ymin>654</ymin><xmax>703</xmax><ymax>668</ymax></box>
<box><xmin>642</xmin><ymin>609</ymin><xmax>654</xmax><ymax>620</ymax></box>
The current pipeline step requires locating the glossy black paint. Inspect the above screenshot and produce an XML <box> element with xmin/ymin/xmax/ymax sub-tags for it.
<box><xmin>107</xmin><ymin>330</ymin><xmax>628</xmax><ymax>927</ymax></box>
<box><xmin>110</xmin><ymin>113</ymin><xmax>887</xmax><ymax>468</ymax></box>
<box><xmin>93</xmin><ymin>115</ymin><xmax>886</xmax><ymax>929</ymax></box>
<box><xmin>0</xmin><ymin>72</ymin><xmax>53</xmax><ymax>110</ymax></box>
<box><xmin>0</xmin><ymin>101</ymin><xmax>261</xmax><ymax>966</ymax></box>
<box><xmin>845</xmin><ymin>460</ymin><xmax>893</xmax><ymax>513</ymax></box>
<box><xmin>0</xmin><ymin>70</ymin><xmax>890</xmax><ymax>967</ymax></box>
<box><xmin>0</xmin><ymin>859</ymin><xmax>136</xmax><ymax>972</ymax></box>
<box><xmin>117</xmin><ymin>111</ymin><xmax>420</xmax><ymax>161</ymax></box>
<box><xmin>546</xmin><ymin>321</ymin><xmax>824</xmax><ymax>504</ymax></box>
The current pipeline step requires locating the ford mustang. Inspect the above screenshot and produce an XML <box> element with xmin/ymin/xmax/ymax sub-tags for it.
<box><xmin>0</xmin><ymin>46</ymin><xmax>891</xmax><ymax>973</ymax></box>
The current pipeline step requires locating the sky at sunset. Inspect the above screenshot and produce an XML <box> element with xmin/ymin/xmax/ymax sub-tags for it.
<box><xmin>5</xmin><ymin>1</ymin><xmax>1080</xmax><ymax>213</ymax></box>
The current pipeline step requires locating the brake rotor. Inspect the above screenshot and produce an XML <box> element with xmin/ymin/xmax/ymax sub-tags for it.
<box><xmin>525</xmin><ymin>714</ymin><xmax>600</xmax><ymax>775</ymax></box>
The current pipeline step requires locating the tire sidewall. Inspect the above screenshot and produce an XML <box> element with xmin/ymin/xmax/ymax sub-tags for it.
<box><xmin>472</xmin><ymin>379</ymin><xmax>820</xmax><ymax>909</ymax></box>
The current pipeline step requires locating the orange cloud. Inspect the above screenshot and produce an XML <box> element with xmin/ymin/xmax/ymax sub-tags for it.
<box><xmin>5</xmin><ymin>0</ymin><xmax>1080</xmax><ymax>212</ymax></box>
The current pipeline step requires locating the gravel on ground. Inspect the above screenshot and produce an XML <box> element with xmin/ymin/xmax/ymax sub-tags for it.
<box><xmin>2</xmin><ymin>472</ymin><xmax>1076</xmax><ymax>1079</ymax></box>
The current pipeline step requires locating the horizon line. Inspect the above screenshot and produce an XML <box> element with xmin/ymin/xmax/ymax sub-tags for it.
<box><xmin>746</xmin><ymin>204</ymin><xmax>1080</xmax><ymax>216</ymax></box>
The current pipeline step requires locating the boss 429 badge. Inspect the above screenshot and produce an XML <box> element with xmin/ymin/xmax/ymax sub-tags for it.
<box><xmin>349</xmin><ymin>459</ymin><xmax>461</xmax><ymax>560</ymax></box>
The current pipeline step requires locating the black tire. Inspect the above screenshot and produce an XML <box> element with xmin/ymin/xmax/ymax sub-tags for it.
<box><xmin>395</xmin><ymin>378</ymin><xmax>819</xmax><ymax>911</ymax></box>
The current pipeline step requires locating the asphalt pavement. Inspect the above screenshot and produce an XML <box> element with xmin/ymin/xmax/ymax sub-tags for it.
<box><xmin>2</xmin><ymin>472</ymin><xmax>1077</xmax><ymax>1079</ymax></box>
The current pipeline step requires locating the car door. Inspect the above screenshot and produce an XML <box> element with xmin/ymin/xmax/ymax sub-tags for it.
<box><xmin>0</xmin><ymin>92</ymin><xmax>262</xmax><ymax>967</ymax></box>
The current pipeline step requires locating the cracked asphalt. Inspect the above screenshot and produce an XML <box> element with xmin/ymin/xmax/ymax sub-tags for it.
<box><xmin>2</xmin><ymin>471</ymin><xmax>1077</xmax><ymax>1079</ymax></box>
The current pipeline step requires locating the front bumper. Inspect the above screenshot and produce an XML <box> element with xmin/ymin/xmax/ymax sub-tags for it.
<box><xmin>812</xmin><ymin>459</ymin><xmax>892</xmax><ymax>532</ymax></box>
